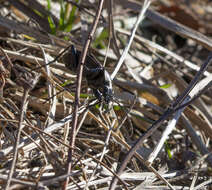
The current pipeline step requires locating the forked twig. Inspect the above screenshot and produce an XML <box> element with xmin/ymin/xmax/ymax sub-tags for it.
<box><xmin>63</xmin><ymin>0</ymin><xmax>105</xmax><ymax>189</ymax></box>
<box><xmin>109</xmin><ymin>50</ymin><xmax>212</xmax><ymax>190</ymax></box>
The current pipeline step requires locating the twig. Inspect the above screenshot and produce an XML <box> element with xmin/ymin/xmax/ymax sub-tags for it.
<box><xmin>174</xmin><ymin>80</ymin><xmax>212</xmax><ymax>112</ymax></box>
<box><xmin>181</xmin><ymin>114</ymin><xmax>212</xmax><ymax>167</ymax></box>
<box><xmin>40</xmin><ymin>46</ymin><xmax>56</xmax><ymax>126</ymax></box>
<box><xmin>0</xmin><ymin>174</ymin><xmax>36</xmax><ymax>187</ymax></box>
<box><xmin>5</xmin><ymin>70</ymin><xmax>40</xmax><ymax>189</ymax></box>
<box><xmin>64</xmin><ymin>0</ymin><xmax>105</xmax><ymax>189</ymax></box>
<box><xmin>148</xmin><ymin>97</ymin><xmax>190</xmax><ymax>164</ymax></box>
<box><xmin>193</xmin><ymin>178</ymin><xmax>212</xmax><ymax>190</ymax></box>
<box><xmin>84</xmin><ymin>119</ymin><xmax>118</xmax><ymax>190</ymax></box>
<box><xmin>32</xmin><ymin>45</ymin><xmax>72</xmax><ymax>71</ymax></box>
<box><xmin>107</xmin><ymin>0</ymin><xmax>121</xmax><ymax>58</ymax></box>
<box><xmin>5</xmin><ymin>88</ymin><xmax>29</xmax><ymax>190</ymax></box>
<box><xmin>111</xmin><ymin>0</ymin><xmax>151</xmax><ymax>80</ymax></box>
<box><xmin>171</xmin><ymin>53</ymin><xmax>212</xmax><ymax>108</ymax></box>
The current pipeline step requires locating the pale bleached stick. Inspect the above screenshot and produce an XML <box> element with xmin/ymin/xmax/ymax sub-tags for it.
<box><xmin>148</xmin><ymin>97</ymin><xmax>189</xmax><ymax>164</ymax></box>
<box><xmin>111</xmin><ymin>0</ymin><xmax>151</xmax><ymax>80</ymax></box>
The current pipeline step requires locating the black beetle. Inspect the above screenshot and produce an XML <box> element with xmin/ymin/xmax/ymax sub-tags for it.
<box><xmin>63</xmin><ymin>45</ymin><xmax>112</xmax><ymax>104</ymax></box>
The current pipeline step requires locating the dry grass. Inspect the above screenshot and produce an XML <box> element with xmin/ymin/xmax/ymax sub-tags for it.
<box><xmin>0</xmin><ymin>0</ymin><xmax>212</xmax><ymax>189</ymax></box>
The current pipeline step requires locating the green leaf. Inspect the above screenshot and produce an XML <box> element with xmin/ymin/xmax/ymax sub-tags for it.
<box><xmin>47</xmin><ymin>16</ymin><xmax>56</xmax><ymax>34</ymax></box>
<box><xmin>95</xmin><ymin>104</ymin><xmax>100</xmax><ymax>109</ymax></box>
<box><xmin>165</xmin><ymin>141</ymin><xmax>172</xmax><ymax>159</ymax></box>
<box><xmin>59</xmin><ymin>0</ymin><xmax>66</xmax><ymax>30</ymax></box>
<box><xmin>47</xmin><ymin>0</ymin><xmax>51</xmax><ymax>10</ymax></box>
<box><xmin>64</xmin><ymin>0</ymin><xmax>79</xmax><ymax>32</ymax></box>
<box><xmin>113</xmin><ymin>105</ymin><xmax>121</xmax><ymax>111</ymax></box>
<box><xmin>46</xmin><ymin>0</ymin><xmax>56</xmax><ymax>34</ymax></box>
<box><xmin>33</xmin><ymin>9</ymin><xmax>44</xmax><ymax>17</ymax></box>
<box><xmin>46</xmin><ymin>0</ymin><xmax>78</xmax><ymax>34</ymax></box>
<box><xmin>61</xmin><ymin>80</ymin><xmax>73</xmax><ymax>87</ymax></box>
<box><xmin>160</xmin><ymin>83</ymin><xmax>172</xmax><ymax>89</ymax></box>
<box><xmin>93</xmin><ymin>29</ymin><xmax>108</xmax><ymax>49</ymax></box>
<box><xmin>79</xmin><ymin>93</ymin><xmax>92</xmax><ymax>98</ymax></box>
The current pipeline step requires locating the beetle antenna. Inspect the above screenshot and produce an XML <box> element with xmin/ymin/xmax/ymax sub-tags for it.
<box><xmin>31</xmin><ymin>45</ymin><xmax>73</xmax><ymax>72</ymax></box>
<box><xmin>112</xmin><ymin>95</ymin><xmax>136</xmax><ymax>132</ymax></box>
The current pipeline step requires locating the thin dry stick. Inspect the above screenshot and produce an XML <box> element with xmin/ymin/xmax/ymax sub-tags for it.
<box><xmin>114</xmin><ymin>95</ymin><xmax>137</xmax><ymax>132</ymax></box>
<box><xmin>40</xmin><ymin>46</ymin><xmax>56</xmax><ymax>126</ymax></box>
<box><xmin>107</xmin><ymin>0</ymin><xmax>121</xmax><ymax>58</ymax></box>
<box><xmin>5</xmin><ymin>89</ymin><xmax>29</xmax><ymax>190</ymax></box>
<box><xmin>0</xmin><ymin>47</ymin><xmax>13</xmax><ymax>68</ymax></box>
<box><xmin>109</xmin><ymin>52</ymin><xmax>212</xmax><ymax>190</ymax></box>
<box><xmin>64</xmin><ymin>0</ymin><xmax>105</xmax><ymax>189</ymax></box>
<box><xmin>174</xmin><ymin>80</ymin><xmax>212</xmax><ymax>112</ymax></box>
<box><xmin>181</xmin><ymin>114</ymin><xmax>212</xmax><ymax>167</ymax></box>
<box><xmin>5</xmin><ymin>72</ymin><xmax>40</xmax><ymax>189</ymax></box>
<box><xmin>172</xmin><ymin>55</ymin><xmax>212</xmax><ymax>108</ymax></box>
<box><xmin>84</xmin><ymin>119</ymin><xmax>118</xmax><ymax>190</ymax></box>
<box><xmin>0</xmin><ymin>174</ymin><xmax>36</xmax><ymax>187</ymax></box>
<box><xmin>148</xmin><ymin>97</ymin><xmax>190</xmax><ymax>164</ymax></box>
<box><xmin>110</xmin><ymin>0</ymin><xmax>151</xmax><ymax>80</ymax></box>
<box><xmin>26</xmin><ymin>124</ymin><xmax>75</xmax><ymax>151</ymax></box>
<box><xmin>193</xmin><ymin>178</ymin><xmax>212</xmax><ymax>190</ymax></box>
<box><xmin>32</xmin><ymin>45</ymin><xmax>71</xmax><ymax>71</ymax></box>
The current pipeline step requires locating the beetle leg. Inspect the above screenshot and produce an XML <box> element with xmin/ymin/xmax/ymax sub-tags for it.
<box><xmin>89</xmin><ymin>67</ymin><xmax>104</xmax><ymax>73</ymax></box>
<box><xmin>93</xmin><ymin>88</ymin><xmax>103</xmax><ymax>102</ymax></box>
